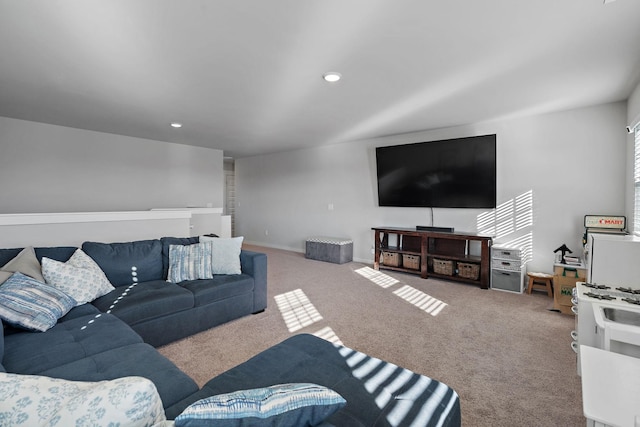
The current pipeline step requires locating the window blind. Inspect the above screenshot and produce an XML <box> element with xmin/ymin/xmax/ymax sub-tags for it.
<box><xmin>634</xmin><ymin>125</ymin><xmax>640</xmax><ymax>234</ymax></box>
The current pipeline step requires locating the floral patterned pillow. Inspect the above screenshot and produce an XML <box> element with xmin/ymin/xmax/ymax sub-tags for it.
<box><xmin>41</xmin><ymin>249</ymin><xmax>115</xmax><ymax>305</ymax></box>
<box><xmin>0</xmin><ymin>373</ymin><xmax>167</xmax><ymax>427</ymax></box>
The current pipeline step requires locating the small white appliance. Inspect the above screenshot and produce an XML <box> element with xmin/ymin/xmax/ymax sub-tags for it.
<box><xmin>584</xmin><ymin>233</ymin><xmax>640</xmax><ymax>286</ymax></box>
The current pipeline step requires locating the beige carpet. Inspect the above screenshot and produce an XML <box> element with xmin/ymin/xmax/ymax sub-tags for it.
<box><xmin>159</xmin><ymin>245</ymin><xmax>584</xmax><ymax>427</ymax></box>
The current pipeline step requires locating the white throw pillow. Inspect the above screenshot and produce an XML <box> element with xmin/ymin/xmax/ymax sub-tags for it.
<box><xmin>41</xmin><ymin>249</ymin><xmax>115</xmax><ymax>305</ymax></box>
<box><xmin>0</xmin><ymin>373</ymin><xmax>167</xmax><ymax>427</ymax></box>
<box><xmin>0</xmin><ymin>246</ymin><xmax>45</xmax><ymax>284</ymax></box>
<box><xmin>199</xmin><ymin>236</ymin><xmax>244</xmax><ymax>275</ymax></box>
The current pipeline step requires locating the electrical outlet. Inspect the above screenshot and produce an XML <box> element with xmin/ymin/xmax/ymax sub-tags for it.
<box><xmin>265</xmin><ymin>229</ymin><xmax>269</xmax><ymax>236</ymax></box>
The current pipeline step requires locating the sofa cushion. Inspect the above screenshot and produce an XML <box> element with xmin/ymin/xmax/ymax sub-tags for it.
<box><xmin>0</xmin><ymin>248</ymin><xmax>21</xmax><ymax>268</ymax></box>
<box><xmin>181</xmin><ymin>275</ymin><xmax>255</xmax><ymax>307</ymax></box>
<box><xmin>161</xmin><ymin>236</ymin><xmax>200</xmax><ymax>279</ymax></box>
<box><xmin>174</xmin><ymin>383</ymin><xmax>346</xmax><ymax>427</ymax></box>
<box><xmin>82</xmin><ymin>239</ymin><xmax>164</xmax><ymax>286</ymax></box>
<box><xmin>39</xmin><ymin>342</ymin><xmax>200</xmax><ymax>410</ymax></box>
<box><xmin>0</xmin><ymin>272</ymin><xmax>76</xmax><ymax>332</ymax></box>
<box><xmin>0</xmin><ymin>246</ymin><xmax>45</xmax><ymax>285</ymax></box>
<box><xmin>34</xmin><ymin>246</ymin><xmax>78</xmax><ymax>263</ymax></box>
<box><xmin>2</xmin><ymin>310</ymin><xmax>143</xmax><ymax>374</ymax></box>
<box><xmin>168</xmin><ymin>242</ymin><xmax>214</xmax><ymax>283</ymax></box>
<box><xmin>57</xmin><ymin>301</ymin><xmax>102</xmax><ymax>321</ymax></box>
<box><xmin>200</xmin><ymin>236</ymin><xmax>244</xmax><ymax>275</ymax></box>
<box><xmin>92</xmin><ymin>280</ymin><xmax>194</xmax><ymax>325</ymax></box>
<box><xmin>41</xmin><ymin>249</ymin><xmax>115</xmax><ymax>305</ymax></box>
<box><xmin>0</xmin><ymin>373</ymin><xmax>167</xmax><ymax>427</ymax></box>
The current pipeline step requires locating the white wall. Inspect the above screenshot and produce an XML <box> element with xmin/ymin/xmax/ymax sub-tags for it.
<box><xmin>0</xmin><ymin>117</ymin><xmax>223</xmax><ymax>214</ymax></box>
<box><xmin>236</xmin><ymin>102</ymin><xmax>628</xmax><ymax>272</ymax></box>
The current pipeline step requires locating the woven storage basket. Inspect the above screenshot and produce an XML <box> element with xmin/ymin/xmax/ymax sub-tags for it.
<box><xmin>433</xmin><ymin>259</ymin><xmax>453</xmax><ymax>276</ymax></box>
<box><xmin>458</xmin><ymin>262</ymin><xmax>480</xmax><ymax>280</ymax></box>
<box><xmin>402</xmin><ymin>254</ymin><xmax>420</xmax><ymax>270</ymax></box>
<box><xmin>382</xmin><ymin>251</ymin><xmax>401</xmax><ymax>267</ymax></box>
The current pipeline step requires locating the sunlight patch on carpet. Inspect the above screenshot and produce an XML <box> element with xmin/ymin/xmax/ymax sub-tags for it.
<box><xmin>274</xmin><ymin>289</ymin><xmax>323</xmax><ymax>332</ymax></box>
<box><xmin>355</xmin><ymin>266</ymin><xmax>399</xmax><ymax>288</ymax></box>
<box><xmin>393</xmin><ymin>285</ymin><xmax>447</xmax><ymax>316</ymax></box>
<box><xmin>313</xmin><ymin>326</ymin><xmax>343</xmax><ymax>346</ymax></box>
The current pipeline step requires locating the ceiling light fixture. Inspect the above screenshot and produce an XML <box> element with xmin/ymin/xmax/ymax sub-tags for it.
<box><xmin>323</xmin><ymin>72</ymin><xmax>342</xmax><ymax>83</ymax></box>
<box><xmin>170</xmin><ymin>122</ymin><xmax>183</xmax><ymax>128</ymax></box>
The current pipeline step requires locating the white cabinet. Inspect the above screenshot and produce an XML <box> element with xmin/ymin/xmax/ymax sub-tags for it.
<box><xmin>491</xmin><ymin>246</ymin><xmax>526</xmax><ymax>293</ymax></box>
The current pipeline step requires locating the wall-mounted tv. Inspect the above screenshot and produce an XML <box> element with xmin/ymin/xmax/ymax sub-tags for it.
<box><xmin>375</xmin><ymin>134</ymin><xmax>496</xmax><ymax>208</ymax></box>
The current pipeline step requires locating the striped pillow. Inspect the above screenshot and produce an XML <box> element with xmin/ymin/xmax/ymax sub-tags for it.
<box><xmin>168</xmin><ymin>242</ymin><xmax>214</xmax><ymax>283</ymax></box>
<box><xmin>0</xmin><ymin>272</ymin><xmax>76</xmax><ymax>332</ymax></box>
<box><xmin>174</xmin><ymin>383</ymin><xmax>346</xmax><ymax>427</ymax></box>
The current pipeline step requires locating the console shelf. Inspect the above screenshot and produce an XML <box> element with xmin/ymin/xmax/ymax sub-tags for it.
<box><xmin>372</xmin><ymin>226</ymin><xmax>492</xmax><ymax>289</ymax></box>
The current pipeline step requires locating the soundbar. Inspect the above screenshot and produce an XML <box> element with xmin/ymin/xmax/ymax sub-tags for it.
<box><xmin>416</xmin><ymin>225</ymin><xmax>454</xmax><ymax>232</ymax></box>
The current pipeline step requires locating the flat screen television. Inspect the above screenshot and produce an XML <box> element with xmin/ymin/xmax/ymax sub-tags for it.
<box><xmin>375</xmin><ymin>134</ymin><xmax>496</xmax><ymax>208</ymax></box>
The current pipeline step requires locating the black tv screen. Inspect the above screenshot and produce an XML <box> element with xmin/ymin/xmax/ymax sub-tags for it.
<box><xmin>376</xmin><ymin>134</ymin><xmax>496</xmax><ymax>208</ymax></box>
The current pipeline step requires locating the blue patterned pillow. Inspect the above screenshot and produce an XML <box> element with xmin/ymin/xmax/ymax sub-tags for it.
<box><xmin>0</xmin><ymin>272</ymin><xmax>76</xmax><ymax>332</ymax></box>
<box><xmin>168</xmin><ymin>242</ymin><xmax>214</xmax><ymax>283</ymax></box>
<box><xmin>174</xmin><ymin>383</ymin><xmax>346</xmax><ymax>427</ymax></box>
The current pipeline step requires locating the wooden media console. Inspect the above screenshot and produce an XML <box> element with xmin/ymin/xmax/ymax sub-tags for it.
<box><xmin>372</xmin><ymin>226</ymin><xmax>492</xmax><ymax>289</ymax></box>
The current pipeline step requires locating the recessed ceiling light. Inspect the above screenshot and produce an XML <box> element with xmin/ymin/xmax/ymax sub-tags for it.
<box><xmin>323</xmin><ymin>72</ymin><xmax>342</xmax><ymax>83</ymax></box>
<box><xmin>170</xmin><ymin>122</ymin><xmax>183</xmax><ymax>128</ymax></box>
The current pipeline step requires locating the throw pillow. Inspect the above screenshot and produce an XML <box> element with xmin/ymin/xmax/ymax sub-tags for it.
<box><xmin>161</xmin><ymin>236</ymin><xmax>200</xmax><ymax>279</ymax></box>
<box><xmin>174</xmin><ymin>383</ymin><xmax>346</xmax><ymax>427</ymax></box>
<box><xmin>0</xmin><ymin>373</ymin><xmax>167</xmax><ymax>427</ymax></box>
<box><xmin>0</xmin><ymin>246</ymin><xmax>45</xmax><ymax>285</ymax></box>
<box><xmin>199</xmin><ymin>236</ymin><xmax>244</xmax><ymax>275</ymax></box>
<box><xmin>0</xmin><ymin>272</ymin><xmax>76</xmax><ymax>332</ymax></box>
<box><xmin>168</xmin><ymin>242</ymin><xmax>214</xmax><ymax>283</ymax></box>
<box><xmin>41</xmin><ymin>249</ymin><xmax>115</xmax><ymax>305</ymax></box>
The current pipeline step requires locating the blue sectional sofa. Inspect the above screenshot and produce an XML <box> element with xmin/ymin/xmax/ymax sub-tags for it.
<box><xmin>0</xmin><ymin>237</ymin><xmax>461</xmax><ymax>426</ymax></box>
<box><xmin>0</xmin><ymin>237</ymin><xmax>268</xmax><ymax>347</ymax></box>
<box><xmin>0</xmin><ymin>237</ymin><xmax>267</xmax><ymax>408</ymax></box>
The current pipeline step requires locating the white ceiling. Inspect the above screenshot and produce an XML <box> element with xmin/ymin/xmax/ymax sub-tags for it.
<box><xmin>1</xmin><ymin>0</ymin><xmax>639</xmax><ymax>158</ymax></box>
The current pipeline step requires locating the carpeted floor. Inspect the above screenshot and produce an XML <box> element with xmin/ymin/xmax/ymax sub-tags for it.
<box><xmin>159</xmin><ymin>245</ymin><xmax>584</xmax><ymax>426</ymax></box>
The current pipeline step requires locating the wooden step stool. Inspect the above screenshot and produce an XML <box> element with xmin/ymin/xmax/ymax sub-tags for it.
<box><xmin>527</xmin><ymin>272</ymin><xmax>554</xmax><ymax>297</ymax></box>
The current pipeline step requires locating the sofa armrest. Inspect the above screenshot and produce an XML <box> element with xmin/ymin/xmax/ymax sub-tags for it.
<box><xmin>240</xmin><ymin>250</ymin><xmax>267</xmax><ymax>313</ymax></box>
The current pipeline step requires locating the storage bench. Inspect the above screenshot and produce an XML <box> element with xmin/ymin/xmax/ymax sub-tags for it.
<box><xmin>305</xmin><ymin>236</ymin><xmax>353</xmax><ymax>264</ymax></box>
